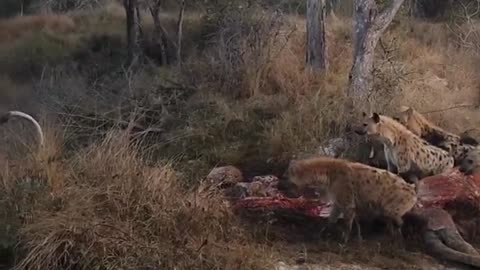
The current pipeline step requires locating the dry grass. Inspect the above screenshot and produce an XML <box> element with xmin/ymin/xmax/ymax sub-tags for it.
<box><xmin>1</xmin><ymin>129</ymin><xmax>279</xmax><ymax>270</ymax></box>
<box><xmin>0</xmin><ymin>14</ymin><xmax>76</xmax><ymax>44</ymax></box>
<box><xmin>391</xmin><ymin>19</ymin><xmax>480</xmax><ymax>133</ymax></box>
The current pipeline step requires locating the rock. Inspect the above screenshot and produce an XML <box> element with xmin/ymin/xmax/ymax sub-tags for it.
<box><xmin>274</xmin><ymin>257</ymin><xmax>465</xmax><ymax>270</ymax></box>
<box><xmin>226</xmin><ymin>176</ymin><xmax>281</xmax><ymax>198</ymax></box>
<box><xmin>206</xmin><ymin>166</ymin><xmax>244</xmax><ymax>187</ymax></box>
<box><xmin>275</xmin><ymin>261</ymin><xmax>386</xmax><ymax>270</ymax></box>
<box><xmin>221</xmin><ymin>173</ymin><xmax>281</xmax><ymax>199</ymax></box>
<box><xmin>252</xmin><ymin>175</ymin><xmax>279</xmax><ymax>185</ymax></box>
<box><xmin>249</xmin><ymin>175</ymin><xmax>280</xmax><ymax>197</ymax></box>
<box><xmin>226</xmin><ymin>177</ymin><xmax>279</xmax><ymax>199</ymax></box>
<box><xmin>248</xmin><ymin>181</ymin><xmax>264</xmax><ymax>196</ymax></box>
<box><xmin>224</xmin><ymin>183</ymin><xmax>249</xmax><ymax>200</ymax></box>
<box><xmin>248</xmin><ymin>181</ymin><xmax>279</xmax><ymax>197</ymax></box>
<box><xmin>318</xmin><ymin>137</ymin><xmax>349</xmax><ymax>158</ymax></box>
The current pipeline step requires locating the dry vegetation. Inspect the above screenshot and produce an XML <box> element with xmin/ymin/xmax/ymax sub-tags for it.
<box><xmin>0</xmin><ymin>0</ymin><xmax>480</xmax><ymax>269</ymax></box>
<box><xmin>4</xmin><ymin>130</ymin><xmax>278</xmax><ymax>270</ymax></box>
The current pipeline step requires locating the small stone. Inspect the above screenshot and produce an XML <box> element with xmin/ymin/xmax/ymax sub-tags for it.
<box><xmin>318</xmin><ymin>137</ymin><xmax>349</xmax><ymax>158</ymax></box>
<box><xmin>206</xmin><ymin>166</ymin><xmax>244</xmax><ymax>187</ymax></box>
<box><xmin>252</xmin><ymin>175</ymin><xmax>279</xmax><ymax>185</ymax></box>
<box><xmin>248</xmin><ymin>181</ymin><xmax>264</xmax><ymax>195</ymax></box>
<box><xmin>224</xmin><ymin>183</ymin><xmax>249</xmax><ymax>200</ymax></box>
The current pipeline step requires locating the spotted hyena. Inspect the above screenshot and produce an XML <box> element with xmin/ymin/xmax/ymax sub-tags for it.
<box><xmin>459</xmin><ymin>146</ymin><xmax>480</xmax><ymax>176</ymax></box>
<box><xmin>394</xmin><ymin>106</ymin><xmax>476</xmax><ymax>165</ymax></box>
<box><xmin>355</xmin><ymin>112</ymin><xmax>454</xmax><ymax>184</ymax></box>
<box><xmin>285</xmin><ymin>156</ymin><xmax>417</xmax><ymax>243</ymax></box>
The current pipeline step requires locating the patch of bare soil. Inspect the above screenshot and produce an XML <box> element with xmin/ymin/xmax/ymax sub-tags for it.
<box><xmin>276</xmin><ymin>250</ymin><xmax>478</xmax><ymax>270</ymax></box>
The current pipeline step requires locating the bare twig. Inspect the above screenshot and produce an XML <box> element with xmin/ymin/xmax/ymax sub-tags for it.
<box><xmin>176</xmin><ymin>0</ymin><xmax>186</xmax><ymax>68</ymax></box>
<box><xmin>378</xmin><ymin>38</ymin><xmax>407</xmax><ymax>82</ymax></box>
<box><xmin>421</xmin><ymin>104</ymin><xmax>478</xmax><ymax>114</ymax></box>
<box><xmin>148</xmin><ymin>0</ymin><xmax>178</xmax><ymax>65</ymax></box>
<box><xmin>447</xmin><ymin>0</ymin><xmax>480</xmax><ymax>55</ymax></box>
<box><xmin>124</xmin><ymin>0</ymin><xmax>139</xmax><ymax>65</ymax></box>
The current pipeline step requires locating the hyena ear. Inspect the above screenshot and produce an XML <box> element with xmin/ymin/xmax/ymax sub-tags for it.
<box><xmin>406</xmin><ymin>107</ymin><xmax>414</xmax><ymax>116</ymax></box>
<box><xmin>372</xmin><ymin>112</ymin><xmax>380</xmax><ymax>123</ymax></box>
<box><xmin>460</xmin><ymin>136</ymin><xmax>479</xmax><ymax>146</ymax></box>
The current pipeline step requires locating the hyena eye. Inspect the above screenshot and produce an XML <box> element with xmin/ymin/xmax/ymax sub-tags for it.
<box><xmin>363</xmin><ymin>123</ymin><xmax>368</xmax><ymax>127</ymax></box>
<box><xmin>468</xmin><ymin>159</ymin><xmax>474</xmax><ymax>164</ymax></box>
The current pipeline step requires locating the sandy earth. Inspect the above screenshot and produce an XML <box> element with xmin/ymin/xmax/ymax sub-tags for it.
<box><xmin>275</xmin><ymin>261</ymin><xmax>471</xmax><ymax>270</ymax></box>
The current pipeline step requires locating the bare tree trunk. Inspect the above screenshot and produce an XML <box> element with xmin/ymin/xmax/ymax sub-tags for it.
<box><xmin>306</xmin><ymin>0</ymin><xmax>328</xmax><ymax>71</ymax></box>
<box><xmin>176</xmin><ymin>0</ymin><xmax>186</xmax><ymax>67</ymax></box>
<box><xmin>348</xmin><ymin>0</ymin><xmax>405</xmax><ymax>111</ymax></box>
<box><xmin>135</xmin><ymin>4</ymin><xmax>143</xmax><ymax>40</ymax></box>
<box><xmin>408</xmin><ymin>0</ymin><xmax>419</xmax><ymax>17</ymax></box>
<box><xmin>124</xmin><ymin>0</ymin><xmax>138</xmax><ymax>65</ymax></box>
<box><xmin>149</xmin><ymin>0</ymin><xmax>173</xmax><ymax>66</ymax></box>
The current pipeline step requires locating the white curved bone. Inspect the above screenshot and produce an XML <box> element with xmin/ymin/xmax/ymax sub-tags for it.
<box><xmin>1</xmin><ymin>111</ymin><xmax>44</xmax><ymax>147</ymax></box>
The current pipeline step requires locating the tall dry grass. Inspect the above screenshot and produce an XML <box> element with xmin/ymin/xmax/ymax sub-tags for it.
<box><xmin>0</xmin><ymin>14</ymin><xmax>76</xmax><ymax>44</ymax></box>
<box><xmin>390</xmin><ymin>19</ymin><xmax>480</xmax><ymax>133</ymax></box>
<box><xmin>0</xmin><ymin>128</ymin><xmax>279</xmax><ymax>270</ymax></box>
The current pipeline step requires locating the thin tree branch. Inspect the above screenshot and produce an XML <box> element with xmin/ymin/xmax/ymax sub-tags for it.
<box><xmin>422</xmin><ymin>104</ymin><xmax>478</xmax><ymax>114</ymax></box>
<box><xmin>176</xmin><ymin>0</ymin><xmax>186</xmax><ymax>68</ymax></box>
<box><xmin>372</xmin><ymin>0</ymin><xmax>406</xmax><ymax>34</ymax></box>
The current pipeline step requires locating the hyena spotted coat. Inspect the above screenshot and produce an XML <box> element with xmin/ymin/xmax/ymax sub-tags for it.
<box><xmin>285</xmin><ymin>157</ymin><xmax>417</xmax><ymax>243</ymax></box>
<box><xmin>355</xmin><ymin>112</ymin><xmax>454</xmax><ymax>182</ymax></box>
<box><xmin>394</xmin><ymin>106</ymin><xmax>476</xmax><ymax>165</ymax></box>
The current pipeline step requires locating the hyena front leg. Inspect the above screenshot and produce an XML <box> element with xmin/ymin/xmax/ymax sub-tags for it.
<box><xmin>354</xmin><ymin>217</ymin><xmax>363</xmax><ymax>242</ymax></box>
<box><xmin>328</xmin><ymin>203</ymin><xmax>343</xmax><ymax>224</ymax></box>
<box><xmin>342</xmin><ymin>207</ymin><xmax>356</xmax><ymax>244</ymax></box>
<box><xmin>382</xmin><ymin>139</ymin><xmax>399</xmax><ymax>174</ymax></box>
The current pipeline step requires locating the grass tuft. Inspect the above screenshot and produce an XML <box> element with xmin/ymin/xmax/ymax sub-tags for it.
<box><xmin>10</xmin><ymin>130</ymin><xmax>278</xmax><ymax>270</ymax></box>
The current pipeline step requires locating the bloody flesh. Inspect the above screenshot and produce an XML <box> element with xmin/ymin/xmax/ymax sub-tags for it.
<box><xmin>234</xmin><ymin>168</ymin><xmax>480</xmax><ymax>222</ymax></box>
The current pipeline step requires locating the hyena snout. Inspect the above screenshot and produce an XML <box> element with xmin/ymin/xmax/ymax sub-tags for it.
<box><xmin>458</xmin><ymin>160</ymin><xmax>474</xmax><ymax>175</ymax></box>
<box><xmin>458</xmin><ymin>165</ymin><xmax>472</xmax><ymax>175</ymax></box>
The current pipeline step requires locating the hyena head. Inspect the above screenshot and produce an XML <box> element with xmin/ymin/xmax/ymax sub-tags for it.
<box><xmin>393</xmin><ymin>106</ymin><xmax>424</xmax><ymax>136</ymax></box>
<box><xmin>459</xmin><ymin>148</ymin><xmax>480</xmax><ymax>175</ymax></box>
<box><xmin>354</xmin><ymin>112</ymin><xmax>381</xmax><ymax>136</ymax></box>
<box><xmin>284</xmin><ymin>159</ymin><xmax>330</xmax><ymax>190</ymax></box>
<box><xmin>284</xmin><ymin>160</ymin><xmax>305</xmax><ymax>189</ymax></box>
<box><xmin>394</xmin><ymin>106</ymin><xmax>413</xmax><ymax>125</ymax></box>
